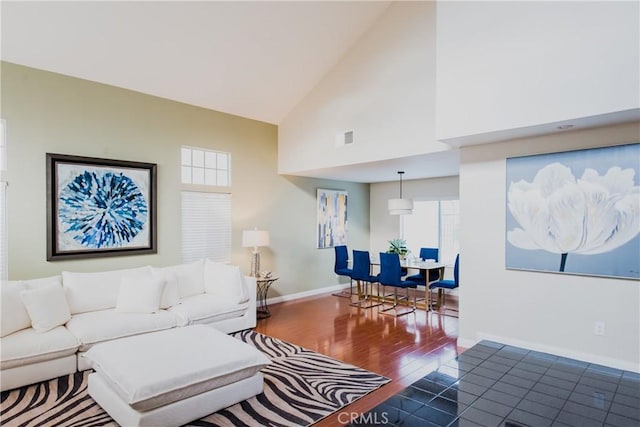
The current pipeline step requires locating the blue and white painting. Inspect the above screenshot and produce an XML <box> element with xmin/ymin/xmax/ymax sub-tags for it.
<box><xmin>317</xmin><ymin>188</ymin><xmax>348</xmax><ymax>249</ymax></box>
<box><xmin>506</xmin><ymin>143</ymin><xmax>640</xmax><ymax>279</ymax></box>
<box><xmin>56</xmin><ymin>163</ymin><xmax>150</xmax><ymax>251</ymax></box>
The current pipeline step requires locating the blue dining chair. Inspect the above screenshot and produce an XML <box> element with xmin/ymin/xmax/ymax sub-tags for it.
<box><xmin>405</xmin><ymin>247</ymin><xmax>440</xmax><ymax>285</ymax></box>
<box><xmin>332</xmin><ymin>245</ymin><xmax>354</xmax><ymax>298</ymax></box>
<box><xmin>349</xmin><ymin>250</ymin><xmax>382</xmax><ymax>308</ymax></box>
<box><xmin>378</xmin><ymin>252</ymin><xmax>418</xmax><ymax>316</ymax></box>
<box><xmin>429</xmin><ymin>254</ymin><xmax>459</xmax><ymax>315</ymax></box>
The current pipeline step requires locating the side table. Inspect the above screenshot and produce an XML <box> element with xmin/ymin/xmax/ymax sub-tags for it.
<box><xmin>255</xmin><ymin>275</ymin><xmax>279</xmax><ymax>319</ymax></box>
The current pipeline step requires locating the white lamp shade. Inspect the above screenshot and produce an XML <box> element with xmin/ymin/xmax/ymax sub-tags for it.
<box><xmin>388</xmin><ymin>198</ymin><xmax>414</xmax><ymax>215</ymax></box>
<box><xmin>242</xmin><ymin>230</ymin><xmax>270</xmax><ymax>248</ymax></box>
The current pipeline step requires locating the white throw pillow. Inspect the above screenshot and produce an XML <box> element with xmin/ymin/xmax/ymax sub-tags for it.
<box><xmin>116</xmin><ymin>275</ymin><xmax>165</xmax><ymax>314</ymax></box>
<box><xmin>151</xmin><ymin>268</ymin><xmax>180</xmax><ymax>308</ymax></box>
<box><xmin>23</xmin><ymin>275</ymin><xmax>62</xmax><ymax>289</ymax></box>
<box><xmin>20</xmin><ymin>283</ymin><xmax>71</xmax><ymax>333</ymax></box>
<box><xmin>204</xmin><ymin>260</ymin><xmax>248</xmax><ymax>304</ymax></box>
<box><xmin>158</xmin><ymin>260</ymin><xmax>205</xmax><ymax>299</ymax></box>
<box><xmin>62</xmin><ymin>266</ymin><xmax>152</xmax><ymax>314</ymax></box>
<box><xmin>1</xmin><ymin>281</ymin><xmax>32</xmax><ymax>337</ymax></box>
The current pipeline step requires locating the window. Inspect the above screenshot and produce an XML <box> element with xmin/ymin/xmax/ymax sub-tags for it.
<box><xmin>180</xmin><ymin>146</ymin><xmax>232</xmax><ymax>263</ymax></box>
<box><xmin>181</xmin><ymin>146</ymin><xmax>230</xmax><ymax>187</ymax></box>
<box><xmin>0</xmin><ymin>182</ymin><xmax>6</xmax><ymax>281</ymax></box>
<box><xmin>404</xmin><ymin>199</ymin><xmax>460</xmax><ymax>266</ymax></box>
<box><xmin>181</xmin><ymin>192</ymin><xmax>231</xmax><ymax>263</ymax></box>
<box><xmin>438</xmin><ymin>200</ymin><xmax>460</xmax><ymax>265</ymax></box>
<box><xmin>0</xmin><ymin>120</ymin><xmax>7</xmax><ymax>281</ymax></box>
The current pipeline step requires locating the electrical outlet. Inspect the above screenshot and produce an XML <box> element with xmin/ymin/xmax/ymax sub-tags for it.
<box><xmin>593</xmin><ymin>321</ymin><xmax>606</xmax><ymax>336</ymax></box>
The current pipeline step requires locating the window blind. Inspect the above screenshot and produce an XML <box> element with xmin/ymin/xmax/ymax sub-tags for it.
<box><xmin>0</xmin><ymin>182</ymin><xmax>7</xmax><ymax>281</ymax></box>
<box><xmin>439</xmin><ymin>200</ymin><xmax>460</xmax><ymax>265</ymax></box>
<box><xmin>0</xmin><ymin>120</ymin><xmax>7</xmax><ymax>281</ymax></box>
<box><xmin>404</xmin><ymin>199</ymin><xmax>460</xmax><ymax>279</ymax></box>
<box><xmin>181</xmin><ymin>191</ymin><xmax>231</xmax><ymax>263</ymax></box>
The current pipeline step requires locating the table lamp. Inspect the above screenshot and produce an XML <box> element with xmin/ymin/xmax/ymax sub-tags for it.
<box><xmin>242</xmin><ymin>228</ymin><xmax>270</xmax><ymax>277</ymax></box>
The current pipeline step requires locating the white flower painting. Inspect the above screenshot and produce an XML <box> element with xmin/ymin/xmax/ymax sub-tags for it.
<box><xmin>506</xmin><ymin>143</ymin><xmax>640</xmax><ymax>279</ymax></box>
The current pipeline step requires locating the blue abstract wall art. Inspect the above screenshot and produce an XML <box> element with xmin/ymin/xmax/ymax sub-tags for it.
<box><xmin>58</xmin><ymin>170</ymin><xmax>148</xmax><ymax>249</ymax></box>
<box><xmin>505</xmin><ymin>143</ymin><xmax>639</xmax><ymax>279</ymax></box>
<box><xmin>47</xmin><ymin>154</ymin><xmax>157</xmax><ymax>260</ymax></box>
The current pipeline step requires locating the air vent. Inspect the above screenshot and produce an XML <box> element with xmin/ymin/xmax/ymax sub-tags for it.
<box><xmin>344</xmin><ymin>130</ymin><xmax>354</xmax><ymax>145</ymax></box>
<box><xmin>335</xmin><ymin>130</ymin><xmax>354</xmax><ymax>147</ymax></box>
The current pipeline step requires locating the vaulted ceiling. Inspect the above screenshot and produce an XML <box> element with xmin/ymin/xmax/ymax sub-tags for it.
<box><xmin>2</xmin><ymin>1</ymin><xmax>465</xmax><ymax>183</ymax></box>
<box><xmin>1</xmin><ymin>1</ymin><xmax>391</xmax><ymax>125</ymax></box>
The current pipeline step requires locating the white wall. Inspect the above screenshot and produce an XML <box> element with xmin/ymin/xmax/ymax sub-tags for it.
<box><xmin>436</xmin><ymin>1</ymin><xmax>640</xmax><ymax>141</ymax></box>
<box><xmin>370</xmin><ymin>175</ymin><xmax>459</xmax><ymax>255</ymax></box>
<box><xmin>459</xmin><ymin>121</ymin><xmax>640</xmax><ymax>371</ymax></box>
<box><xmin>279</xmin><ymin>1</ymin><xmax>450</xmax><ymax>175</ymax></box>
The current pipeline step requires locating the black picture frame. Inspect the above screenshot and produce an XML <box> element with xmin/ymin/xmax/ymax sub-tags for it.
<box><xmin>46</xmin><ymin>153</ymin><xmax>157</xmax><ymax>261</ymax></box>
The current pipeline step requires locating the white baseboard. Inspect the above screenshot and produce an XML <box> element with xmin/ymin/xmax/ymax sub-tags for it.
<box><xmin>266</xmin><ymin>283</ymin><xmax>350</xmax><ymax>306</ymax></box>
<box><xmin>458</xmin><ymin>333</ymin><xmax>640</xmax><ymax>373</ymax></box>
<box><xmin>456</xmin><ymin>337</ymin><xmax>479</xmax><ymax>351</ymax></box>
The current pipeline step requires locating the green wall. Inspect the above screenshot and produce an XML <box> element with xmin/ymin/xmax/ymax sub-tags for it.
<box><xmin>0</xmin><ymin>62</ymin><xmax>370</xmax><ymax>298</ymax></box>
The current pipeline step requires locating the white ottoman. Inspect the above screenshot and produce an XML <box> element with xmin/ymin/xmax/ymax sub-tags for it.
<box><xmin>83</xmin><ymin>325</ymin><xmax>270</xmax><ymax>427</ymax></box>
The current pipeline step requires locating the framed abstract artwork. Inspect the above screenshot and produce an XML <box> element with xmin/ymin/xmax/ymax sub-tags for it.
<box><xmin>505</xmin><ymin>143</ymin><xmax>639</xmax><ymax>279</ymax></box>
<box><xmin>317</xmin><ymin>188</ymin><xmax>347</xmax><ymax>249</ymax></box>
<box><xmin>46</xmin><ymin>153</ymin><xmax>157</xmax><ymax>260</ymax></box>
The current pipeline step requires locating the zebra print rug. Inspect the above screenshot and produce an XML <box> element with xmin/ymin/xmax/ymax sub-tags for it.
<box><xmin>0</xmin><ymin>330</ymin><xmax>390</xmax><ymax>426</ymax></box>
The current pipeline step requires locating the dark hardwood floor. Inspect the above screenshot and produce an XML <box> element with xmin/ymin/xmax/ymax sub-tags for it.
<box><xmin>254</xmin><ymin>291</ymin><xmax>461</xmax><ymax>426</ymax></box>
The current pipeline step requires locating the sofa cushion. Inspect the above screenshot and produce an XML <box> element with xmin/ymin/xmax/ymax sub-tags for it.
<box><xmin>65</xmin><ymin>308</ymin><xmax>177</xmax><ymax>352</ymax></box>
<box><xmin>155</xmin><ymin>260</ymin><xmax>204</xmax><ymax>299</ymax></box>
<box><xmin>168</xmin><ymin>294</ymin><xmax>249</xmax><ymax>327</ymax></box>
<box><xmin>21</xmin><ymin>283</ymin><xmax>71</xmax><ymax>333</ymax></box>
<box><xmin>23</xmin><ymin>275</ymin><xmax>62</xmax><ymax>289</ymax></box>
<box><xmin>116</xmin><ymin>275</ymin><xmax>164</xmax><ymax>314</ymax></box>
<box><xmin>204</xmin><ymin>260</ymin><xmax>249</xmax><ymax>304</ymax></box>
<box><xmin>0</xmin><ymin>326</ymin><xmax>79</xmax><ymax>370</ymax></box>
<box><xmin>1</xmin><ymin>281</ymin><xmax>32</xmax><ymax>337</ymax></box>
<box><xmin>151</xmin><ymin>267</ymin><xmax>180</xmax><ymax>308</ymax></box>
<box><xmin>62</xmin><ymin>266</ymin><xmax>152</xmax><ymax>314</ymax></box>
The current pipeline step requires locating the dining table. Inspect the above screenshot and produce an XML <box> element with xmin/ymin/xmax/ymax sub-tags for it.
<box><xmin>369</xmin><ymin>255</ymin><xmax>447</xmax><ymax>311</ymax></box>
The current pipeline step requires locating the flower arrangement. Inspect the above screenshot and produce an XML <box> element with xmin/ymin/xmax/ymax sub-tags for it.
<box><xmin>386</xmin><ymin>238</ymin><xmax>408</xmax><ymax>257</ymax></box>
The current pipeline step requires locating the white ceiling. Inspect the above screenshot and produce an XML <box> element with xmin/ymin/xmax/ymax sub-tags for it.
<box><xmin>290</xmin><ymin>150</ymin><xmax>461</xmax><ymax>184</ymax></box>
<box><xmin>2</xmin><ymin>2</ymin><xmax>636</xmax><ymax>184</ymax></box>
<box><xmin>1</xmin><ymin>1</ymin><xmax>390</xmax><ymax>125</ymax></box>
<box><xmin>1</xmin><ymin>1</ymin><xmax>461</xmax><ymax>183</ymax></box>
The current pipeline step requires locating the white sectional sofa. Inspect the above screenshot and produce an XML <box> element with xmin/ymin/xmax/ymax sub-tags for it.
<box><xmin>0</xmin><ymin>259</ymin><xmax>257</xmax><ymax>392</ymax></box>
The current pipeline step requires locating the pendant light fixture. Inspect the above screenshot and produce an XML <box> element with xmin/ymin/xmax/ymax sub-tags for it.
<box><xmin>388</xmin><ymin>171</ymin><xmax>413</xmax><ymax>215</ymax></box>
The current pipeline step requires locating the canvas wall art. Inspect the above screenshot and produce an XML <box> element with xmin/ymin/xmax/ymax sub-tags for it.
<box><xmin>317</xmin><ymin>188</ymin><xmax>347</xmax><ymax>249</ymax></box>
<box><xmin>505</xmin><ymin>143</ymin><xmax>639</xmax><ymax>279</ymax></box>
<box><xmin>46</xmin><ymin>153</ymin><xmax>157</xmax><ymax>260</ymax></box>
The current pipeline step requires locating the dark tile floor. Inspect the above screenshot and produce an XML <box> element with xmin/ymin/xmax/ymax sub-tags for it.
<box><xmin>349</xmin><ymin>340</ymin><xmax>640</xmax><ymax>427</ymax></box>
